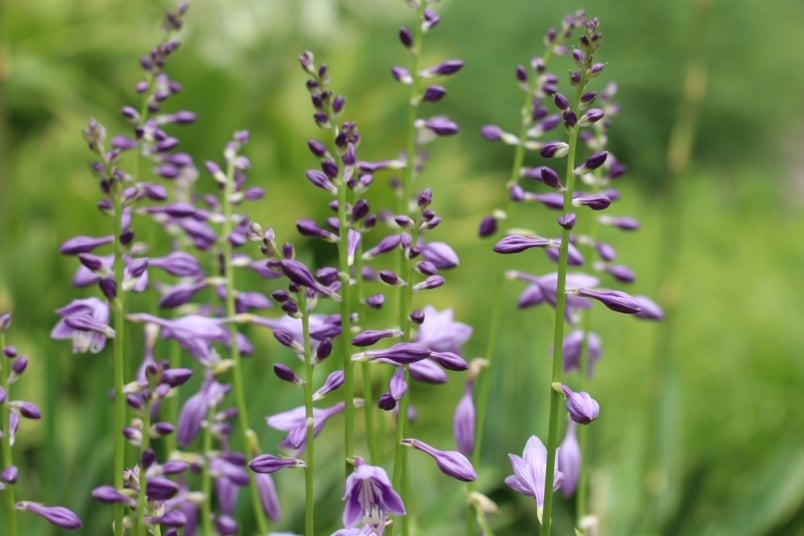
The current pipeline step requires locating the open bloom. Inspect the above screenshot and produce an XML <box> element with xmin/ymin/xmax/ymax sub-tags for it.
<box><xmin>342</xmin><ymin>458</ymin><xmax>405</xmax><ymax>535</ymax></box>
<box><xmin>505</xmin><ymin>435</ymin><xmax>563</xmax><ymax>516</ymax></box>
<box><xmin>416</xmin><ymin>305</ymin><xmax>472</xmax><ymax>354</ymax></box>
<box><xmin>51</xmin><ymin>297</ymin><xmax>114</xmax><ymax>353</ymax></box>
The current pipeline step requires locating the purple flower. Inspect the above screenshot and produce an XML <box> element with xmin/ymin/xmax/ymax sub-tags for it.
<box><xmin>16</xmin><ymin>502</ymin><xmax>82</xmax><ymax>530</ymax></box>
<box><xmin>421</xmin><ymin>241</ymin><xmax>459</xmax><ymax>269</ymax></box>
<box><xmin>402</xmin><ymin>438</ymin><xmax>476</xmax><ymax>482</ymax></box>
<box><xmin>255</xmin><ymin>473</ymin><xmax>281</xmax><ymax>521</ymax></box>
<box><xmin>267</xmin><ymin>402</ymin><xmax>346</xmax><ymax>455</ymax></box>
<box><xmin>342</xmin><ymin>457</ymin><xmax>405</xmax><ymax>534</ymax></box>
<box><xmin>51</xmin><ymin>298</ymin><xmax>114</xmax><ymax>354</ymax></box>
<box><xmin>127</xmin><ymin>313</ymin><xmax>229</xmax><ymax>363</ymax></box>
<box><xmin>416</xmin><ymin>306</ymin><xmax>472</xmax><ymax>354</ymax></box>
<box><xmin>633</xmin><ymin>295</ymin><xmax>665</xmax><ymax>320</ymax></box>
<box><xmin>358</xmin><ymin>343</ymin><xmax>431</xmax><ymax>365</ymax></box>
<box><xmin>558</xmin><ymin>422</ymin><xmax>581</xmax><ymax>496</ymax></box>
<box><xmin>561</xmin><ymin>384</ymin><xmax>600</xmax><ymax>424</ymax></box>
<box><xmin>505</xmin><ymin>435</ymin><xmax>563</xmax><ymax>513</ymax></box>
<box><xmin>574</xmin><ymin>288</ymin><xmax>642</xmax><ymax>314</ymax></box>
<box><xmin>249</xmin><ymin>454</ymin><xmax>306</xmax><ymax>474</ymax></box>
<box><xmin>561</xmin><ymin>329</ymin><xmax>602</xmax><ymax>376</ymax></box>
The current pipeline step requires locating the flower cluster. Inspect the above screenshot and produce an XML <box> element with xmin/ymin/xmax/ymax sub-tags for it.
<box><xmin>1</xmin><ymin>313</ymin><xmax>82</xmax><ymax>531</ymax></box>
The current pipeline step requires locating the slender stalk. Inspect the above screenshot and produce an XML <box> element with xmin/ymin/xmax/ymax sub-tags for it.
<box><xmin>220</xmin><ymin>155</ymin><xmax>270</xmax><ymax>535</ymax></box>
<box><xmin>541</xmin><ymin>81</ymin><xmax>585</xmax><ymax>536</ymax></box>
<box><xmin>111</xmin><ymin>180</ymin><xmax>128</xmax><ymax>536</ymax></box>
<box><xmin>299</xmin><ymin>291</ymin><xmax>315</xmax><ymax>536</ymax></box>
<box><xmin>136</xmin><ymin>402</ymin><xmax>153</xmax><ymax>536</ymax></box>
<box><xmin>199</xmin><ymin>406</ymin><xmax>214</xmax><ymax>536</ymax></box>
<box><xmin>336</xmin><ymin>144</ymin><xmax>355</xmax><ymax>477</ymax></box>
<box><xmin>354</xmin><ymin>250</ymin><xmax>379</xmax><ymax>464</ymax></box>
<box><xmin>0</xmin><ymin>333</ymin><xmax>17</xmax><ymax>536</ymax></box>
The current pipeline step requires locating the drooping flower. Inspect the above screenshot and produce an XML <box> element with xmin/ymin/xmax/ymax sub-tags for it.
<box><xmin>561</xmin><ymin>384</ymin><xmax>600</xmax><ymax>424</ymax></box>
<box><xmin>558</xmin><ymin>422</ymin><xmax>581</xmax><ymax>496</ymax></box>
<box><xmin>342</xmin><ymin>457</ymin><xmax>405</xmax><ymax>534</ymax></box>
<box><xmin>267</xmin><ymin>402</ymin><xmax>347</xmax><ymax>456</ymax></box>
<box><xmin>401</xmin><ymin>438</ymin><xmax>476</xmax><ymax>482</ymax></box>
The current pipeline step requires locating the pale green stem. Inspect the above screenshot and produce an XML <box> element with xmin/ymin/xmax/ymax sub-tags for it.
<box><xmin>541</xmin><ymin>80</ymin><xmax>586</xmax><ymax>536</ymax></box>
<box><xmin>355</xmin><ymin>250</ymin><xmax>379</xmax><ymax>464</ymax></box>
<box><xmin>220</xmin><ymin>156</ymin><xmax>270</xmax><ymax>535</ymax></box>
<box><xmin>0</xmin><ymin>333</ymin><xmax>17</xmax><ymax>536</ymax></box>
<box><xmin>300</xmin><ymin>291</ymin><xmax>315</xmax><ymax>536</ymax></box>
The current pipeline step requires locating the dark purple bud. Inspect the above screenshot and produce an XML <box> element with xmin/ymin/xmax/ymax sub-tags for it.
<box><xmin>558</xmin><ymin>213</ymin><xmax>577</xmax><ymax>230</ymax></box>
<box><xmin>379</xmin><ymin>270</ymin><xmax>405</xmax><ymax>287</ymax></box>
<box><xmin>361</xmin><ymin>342</ymin><xmax>431</xmax><ymax>365</ymax></box>
<box><xmin>14</xmin><ymin>401</ymin><xmax>42</xmax><ymax>419</ymax></box>
<box><xmin>422</xmin><ymin>8</ymin><xmax>440</xmax><ymax>30</ymax></box>
<box><xmin>575</xmin><ymin>288</ymin><xmax>642</xmax><ymax>314</ymax></box>
<box><xmin>421</xmin><ymin>117</ymin><xmax>460</xmax><ymax>136</ymax></box>
<box><xmin>563</xmin><ymin>110</ymin><xmax>578</xmax><ymax>127</ymax></box>
<box><xmin>522</xmin><ymin>166</ymin><xmax>563</xmax><ymax>190</ymax></box>
<box><xmin>423</xmin><ymin>85</ymin><xmax>447</xmax><ymax>103</ymax></box>
<box><xmin>578</xmin><ymin>151</ymin><xmax>608</xmax><ymax>174</ymax></box>
<box><xmin>580</xmin><ymin>108</ymin><xmax>604</xmax><ymax>125</ymax></box>
<box><xmin>98</xmin><ymin>278</ymin><xmax>117</xmax><ymax>301</ymax></box>
<box><xmin>332</xmin><ymin>95</ymin><xmax>345</xmax><ymax>113</ymax></box>
<box><xmin>554</xmin><ymin>92</ymin><xmax>570</xmax><ymax>110</ymax></box>
<box><xmin>307</xmin><ymin>139</ymin><xmax>328</xmax><ymax>158</ymax></box>
<box><xmin>297</xmin><ymin>218</ymin><xmax>337</xmax><ymax>241</ymax></box>
<box><xmin>363</xmin><ymin>294</ymin><xmax>385</xmax><ymax>309</ymax></box>
<box><xmin>417</xmin><ymin>188</ymin><xmax>432</xmax><ymax>208</ymax></box>
<box><xmin>351</xmin><ymin>199</ymin><xmax>370</xmax><ymax>222</ymax></box>
<box><xmin>424</xmin><ymin>60</ymin><xmax>464</xmax><ymax>77</ymax></box>
<box><xmin>561</xmin><ymin>384</ymin><xmax>600</xmax><ymax>424</ymax></box>
<box><xmin>493</xmin><ymin>235</ymin><xmax>553</xmax><ymax>254</ymax></box>
<box><xmin>429</xmin><ymin>351</ymin><xmax>468</xmax><ymax>371</ymax></box>
<box><xmin>92</xmin><ymin>485</ymin><xmax>133</xmax><ymax>504</ymax></box>
<box><xmin>273</xmin><ymin>363</ymin><xmax>302</xmax><ymax>384</ymax></box>
<box><xmin>120</xmin><ymin>106</ymin><xmax>139</xmax><ymax>121</ymax></box>
<box><xmin>147</xmin><ymin>476</ymin><xmax>180</xmax><ymax>500</ymax></box>
<box><xmin>595</xmin><ymin>241</ymin><xmax>617</xmax><ymax>261</ymax></box>
<box><xmin>410</xmin><ymin>310</ymin><xmax>425</xmax><ymax>325</ymax></box>
<box><xmin>378</xmin><ymin>392</ymin><xmax>397</xmax><ymax>411</ymax></box>
<box><xmin>540</xmin><ymin>142</ymin><xmax>570</xmax><ymax>158</ymax></box>
<box><xmin>413</xmin><ymin>275</ymin><xmax>445</xmax><ymax>291</ymax></box>
<box><xmin>316</xmin><ymin>338</ymin><xmax>333</xmax><ymax>362</ymax></box>
<box><xmin>342</xmin><ymin>143</ymin><xmax>356</xmax><ymax>166</ymax></box>
<box><xmin>249</xmin><ymin>454</ymin><xmax>305</xmax><ymax>474</ymax></box>
<box><xmin>59</xmin><ymin>235</ymin><xmax>114</xmax><ymax>255</ymax></box>
<box><xmin>573</xmin><ymin>194</ymin><xmax>611</xmax><ymax>211</ymax></box>
<box><xmin>305</xmin><ymin>169</ymin><xmax>337</xmax><ymax>194</ymax></box>
<box><xmin>395</xmin><ymin>215</ymin><xmax>413</xmax><ymax>229</ymax></box>
<box><xmin>590</xmin><ymin>62</ymin><xmax>605</xmax><ymax>75</ymax></box>
<box><xmin>16</xmin><ymin>502</ymin><xmax>82</xmax><ymax>530</ymax></box>
<box><xmin>402</xmin><ymin>438</ymin><xmax>477</xmax><ymax>482</ymax></box>
<box><xmin>478</xmin><ymin>216</ymin><xmax>498</xmax><ymax>238</ymax></box>
<box><xmin>321</xmin><ymin>159</ymin><xmax>339</xmax><ymax>179</ymax></box>
<box><xmin>415</xmin><ymin>260</ymin><xmax>438</xmax><ymax>276</ymax></box>
<box><xmin>480</xmin><ymin>125</ymin><xmax>504</xmax><ymax>141</ymax></box>
<box><xmin>352</xmin><ymin>329</ymin><xmax>403</xmax><ymax>347</ymax></box>
<box><xmin>515</xmin><ymin>64</ymin><xmax>528</xmax><ymax>84</ymax></box>
<box><xmin>315</xmin><ymin>266</ymin><xmax>339</xmax><ymax>286</ymax></box>
<box><xmin>399</xmin><ymin>27</ymin><xmax>413</xmax><ymax>48</ymax></box>
<box><xmin>3</xmin><ymin>345</ymin><xmax>16</xmax><ymax>357</ymax></box>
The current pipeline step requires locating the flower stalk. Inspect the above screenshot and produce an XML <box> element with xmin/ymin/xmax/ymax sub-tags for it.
<box><xmin>0</xmin><ymin>331</ymin><xmax>17</xmax><ymax>536</ymax></box>
<box><xmin>299</xmin><ymin>290</ymin><xmax>316</xmax><ymax>536</ymax></box>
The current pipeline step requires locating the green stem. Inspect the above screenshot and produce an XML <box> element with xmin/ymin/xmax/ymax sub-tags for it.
<box><xmin>542</xmin><ymin>82</ymin><xmax>585</xmax><ymax>536</ymax></box>
<box><xmin>200</xmin><ymin>406</ymin><xmax>214</xmax><ymax>536</ymax></box>
<box><xmin>354</xmin><ymin>251</ymin><xmax>379</xmax><ymax>465</ymax></box>
<box><xmin>111</xmin><ymin>178</ymin><xmax>128</xmax><ymax>536</ymax></box>
<box><xmin>300</xmin><ymin>291</ymin><xmax>315</xmax><ymax>536</ymax></box>
<box><xmin>0</xmin><ymin>333</ymin><xmax>17</xmax><ymax>536</ymax></box>
<box><xmin>336</xmin><ymin>147</ymin><xmax>355</xmax><ymax>477</ymax></box>
<box><xmin>163</xmin><ymin>342</ymin><xmax>182</xmax><ymax>457</ymax></box>
<box><xmin>136</xmin><ymin>402</ymin><xmax>153</xmax><ymax>536</ymax></box>
<box><xmin>221</xmin><ymin>154</ymin><xmax>270</xmax><ymax>535</ymax></box>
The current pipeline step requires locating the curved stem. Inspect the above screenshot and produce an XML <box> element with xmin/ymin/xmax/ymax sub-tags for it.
<box><xmin>220</xmin><ymin>156</ymin><xmax>270</xmax><ymax>535</ymax></box>
<box><xmin>299</xmin><ymin>291</ymin><xmax>315</xmax><ymax>536</ymax></box>
<box><xmin>0</xmin><ymin>333</ymin><xmax>17</xmax><ymax>536</ymax></box>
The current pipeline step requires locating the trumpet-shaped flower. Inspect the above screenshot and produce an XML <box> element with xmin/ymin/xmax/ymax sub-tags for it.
<box><xmin>342</xmin><ymin>457</ymin><xmax>405</xmax><ymax>535</ymax></box>
<box><xmin>505</xmin><ymin>435</ymin><xmax>563</xmax><ymax>517</ymax></box>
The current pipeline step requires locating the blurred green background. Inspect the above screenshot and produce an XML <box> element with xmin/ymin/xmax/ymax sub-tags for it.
<box><xmin>2</xmin><ymin>0</ymin><xmax>804</xmax><ymax>534</ymax></box>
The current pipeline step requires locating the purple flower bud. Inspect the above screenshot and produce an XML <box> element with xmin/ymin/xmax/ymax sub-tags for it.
<box><xmin>429</xmin><ymin>351</ymin><xmax>468</xmax><ymax>371</ymax></box>
<box><xmin>575</xmin><ymin>288</ymin><xmax>642</xmax><ymax>314</ymax></box>
<box><xmin>332</xmin><ymin>95</ymin><xmax>345</xmax><ymax>113</ymax></box>
<box><xmin>402</xmin><ymin>438</ymin><xmax>477</xmax><ymax>482</ymax></box>
<box><xmin>389</xmin><ymin>366</ymin><xmax>408</xmax><ymax>400</ymax></box>
<box><xmin>13</xmin><ymin>401</ymin><xmax>42</xmax><ymax>419</ymax></box>
<box><xmin>540</xmin><ymin>142</ymin><xmax>570</xmax><ymax>158</ymax></box>
<box><xmin>478</xmin><ymin>215</ymin><xmax>498</xmax><ymax>237</ymax></box>
<box><xmin>274</xmin><ymin>363</ymin><xmax>303</xmax><ymax>384</ymax></box>
<box><xmin>16</xmin><ymin>502</ymin><xmax>82</xmax><ymax>530</ymax></box>
<box><xmin>563</xmin><ymin>110</ymin><xmax>578</xmax><ymax>127</ymax></box>
<box><xmin>453</xmin><ymin>383</ymin><xmax>475</xmax><ymax>456</ymax></box>
<box><xmin>558</xmin><ymin>213</ymin><xmax>577</xmax><ymax>229</ymax></box>
<box><xmin>2</xmin><ymin>465</ymin><xmax>18</xmax><ymax>483</ymax></box>
<box><xmin>363</xmin><ymin>293</ymin><xmax>385</xmax><ymax>309</ymax></box>
<box><xmin>604</xmin><ymin>264</ymin><xmax>636</xmax><ymax>283</ymax></box>
<box><xmin>480</xmin><ymin>124</ymin><xmax>504</xmax><ymax>141</ymax></box>
<box><xmin>573</xmin><ymin>193</ymin><xmax>611</xmax><ymax>211</ymax></box>
<box><xmin>297</xmin><ymin>218</ymin><xmax>337</xmax><ymax>241</ymax></box>
<box><xmin>493</xmin><ymin>235</ymin><xmax>553</xmax><ymax>254</ymax></box>
<box><xmin>598</xmin><ymin>215</ymin><xmax>640</xmax><ymax>231</ymax></box>
<box><xmin>352</xmin><ymin>329</ymin><xmax>403</xmax><ymax>347</ymax></box>
<box><xmin>152</xmin><ymin>510</ymin><xmax>187</xmax><ymax>527</ymax></box>
<box><xmin>521</xmin><ymin>166</ymin><xmax>563</xmax><ymax>190</ymax></box>
<box><xmin>249</xmin><ymin>454</ymin><xmax>305</xmax><ymax>474</ymax></box>
<box><xmin>59</xmin><ymin>235</ymin><xmax>114</xmax><ymax>255</ymax></box>
<box><xmin>580</xmin><ymin>108</ymin><xmax>605</xmax><ymax>125</ymax></box>
<box><xmin>422</xmin><ymin>241</ymin><xmax>459</xmax><ymax>269</ymax></box>
<box><xmin>423</xmin><ymin>60</ymin><xmax>464</xmax><ymax>77</ymax></box>
<box><xmin>379</xmin><ymin>270</ymin><xmax>405</xmax><ymax>287</ymax></box>
<box><xmin>378</xmin><ymin>392</ymin><xmax>397</xmax><ymax>411</ymax></box>
<box><xmin>159</xmin><ymin>281</ymin><xmax>206</xmax><ymax>309</ymax></box>
<box><xmin>590</xmin><ymin>62</ymin><xmax>605</xmax><ymax>75</ymax></box>
<box><xmin>360</xmin><ymin>342</ymin><xmax>431</xmax><ymax>365</ymax></box>
<box><xmin>313</xmin><ymin>370</ymin><xmax>344</xmax><ymax>400</ymax></box>
<box><xmin>0</xmin><ymin>313</ymin><xmax>10</xmax><ymax>332</ymax></box>
<box><xmin>420</xmin><ymin>116</ymin><xmax>460</xmax><ymax>136</ymax></box>
<box><xmin>410</xmin><ymin>310</ymin><xmax>425</xmax><ymax>325</ymax></box>
<box><xmin>399</xmin><ymin>27</ymin><xmax>413</xmax><ymax>48</ymax></box>
<box><xmin>554</xmin><ymin>92</ymin><xmax>570</xmax><ymax>110</ymax></box>
<box><xmin>305</xmin><ymin>169</ymin><xmax>337</xmax><ymax>194</ymax></box>
<box><xmin>561</xmin><ymin>384</ymin><xmax>600</xmax><ymax>424</ymax></box>
<box><xmin>308</xmin><ymin>139</ymin><xmax>328</xmax><ymax>158</ymax></box>
<box><xmin>422</xmin><ymin>8</ymin><xmax>440</xmax><ymax>30</ymax></box>
<box><xmin>316</xmin><ymin>338</ymin><xmax>334</xmax><ymax>362</ymax></box>
<box><xmin>0</xmin><ymin>386</ymin><xmax>6</xmax><ymax>404</ymax></box>
<box><xmin>391</xmin><ymin>66</ymin><xmax>413</xmax><ymax>85</ymax></box>
<box><xmin>422</xmin><ymin>85</ymin><xmax>447</xmax><ymax>103</ymax></box>
<box><xmin>11</xmin><ymin>355</ymin><xmax>28</xmax><ymax>375</ymax></box>
<box><xmin>92</xmin><ymin>486</ymin><xmax>134</xmax><ymax>505</ymax></box>
<box><xmin>413</xmin><ymin>275</ymin><xmax>445</xmax><ymax>291</ymax></box>
<box><xmin>256</xmin><ymin>473</ymin><xmax>281</xmax><ymax>521</ymax></box>
<box><xmin>146</xmin><ymin>476</ymin><xmax>180</xmax><ymax>500</ymax></box>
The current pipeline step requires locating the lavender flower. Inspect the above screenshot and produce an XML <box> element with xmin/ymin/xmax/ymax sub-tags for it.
<box><xmin>558</xmin><ymin>422</ymin><xmax>581</xmax><ymax>496</ymax></box>
<box><xmin>267</xmin><ymin>402</ymin><xmax>347</xmax><ymax>455</ymax></box>
<box><xmin>453</xmin><ymin>382</ymin><xmax>476</xmax><ymax>456</ymax></box>
<box><xmin>415</xmin><ymin>305</ymin><xmax>472</xmax><ymax>354</ymax></box>
<box><xmin>50</xmin><ymin>297</ymin><xmax>114</xmax><ymax>353</ymax></box>
<box><xmin>401</xmin><ymin>438</ymin><xmax>477</xmax><ymax>482</ymax></box>
<box><xmin>342</xmin><ymin>457</ymin><xmax>405</xmax><ymax>534</ymax></box>
<box><xmin>561</xmin><ymin>384</ymin><xmax>600</xmax><ymax>424</ymax></box>
<box><xmin>505</xmin><ymin>435</ymin><xmax>563</xmax><ymax>515</ymax></box>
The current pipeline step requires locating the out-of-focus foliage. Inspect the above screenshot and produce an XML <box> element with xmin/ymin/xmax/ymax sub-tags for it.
<box><xmin>1</xmin><ymin>0</ymin><xmax>803</xmax><ymax>534</ymax></box>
